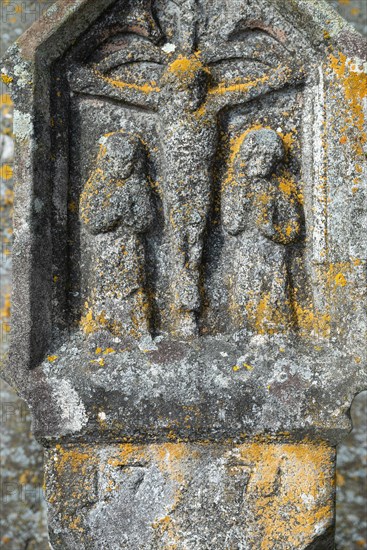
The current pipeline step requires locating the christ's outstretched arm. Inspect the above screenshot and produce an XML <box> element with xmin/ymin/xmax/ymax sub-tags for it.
<box><xmin>68</xmin><ymin>65</ymin><xmax>160</xmax><ymax>111</ymax></box>
<box><xmin>207</xmin><ymin>62</ymin><xmax>306</xmax><ymax>113</ymax></box>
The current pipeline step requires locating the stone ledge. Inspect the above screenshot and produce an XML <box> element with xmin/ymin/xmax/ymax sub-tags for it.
<box><xmin>16</xmin><ymin>332</ymin><xmax>364</xmax><ymax>445</ymax></box>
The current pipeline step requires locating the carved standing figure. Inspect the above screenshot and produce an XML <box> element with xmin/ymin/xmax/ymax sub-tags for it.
<box><xmin>222</xmin><ymin>129</ymin><xmax>302</xmax><ymax>334</ymax></box>
<box><xmin>159</xmin><ymin>58</ymin><xmax>216</xmax><ymax>337</ymax></box>
<box><xmin>80</xmin><ymin>132</ymin><xmax>153</xmax><ymax>339</ymax></box>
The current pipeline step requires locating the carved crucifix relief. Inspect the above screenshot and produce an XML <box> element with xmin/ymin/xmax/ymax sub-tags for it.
<box><xmin>4</xmin><ymin>0</ymin><xmax>366</xmax><ymax>547</ymax></box>
<box><xmin>68</xmin><ymin>0</ymin><xmax>306</xmax><ymax>340</ymax></box>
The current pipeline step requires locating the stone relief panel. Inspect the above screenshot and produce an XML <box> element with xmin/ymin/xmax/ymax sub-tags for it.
<box><xmin>61</xmin><ymin>0</ymin><xmax>314</xmax><ymax>345</ymax></box>
<box><xmin>2</xmin><ymin>2</ymin><xmax>366</xmax><ymax>545</ymax></box>
<box><xmin>2</xmin><ymin>0</ymin><xmax>365</xmax><ymax>474</ymax></box>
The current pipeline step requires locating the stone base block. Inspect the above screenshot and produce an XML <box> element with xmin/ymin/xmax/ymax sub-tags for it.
<box><xmin>45</xmin><ymin>441</ymin><xmax>336</xmax><ymax>549</ymax></box>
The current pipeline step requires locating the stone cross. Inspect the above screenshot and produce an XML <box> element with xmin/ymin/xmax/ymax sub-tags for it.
<box><xmin>2</xmin><ymin>0</ymin><xmax>366</xmax><ymax>548</ymax></box>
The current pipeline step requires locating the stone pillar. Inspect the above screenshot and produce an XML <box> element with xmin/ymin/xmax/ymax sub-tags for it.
<box><xmin>2</xmin><ymin>0</ymin><xmax>366</xmax><ymax>548</ymax></box>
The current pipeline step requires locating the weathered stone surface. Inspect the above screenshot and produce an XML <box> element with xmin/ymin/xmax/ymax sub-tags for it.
<box><xmin>2</xmin><ymin>0</ymin><xmax>366</xmax><ymax>441</ymax></box>
<box><xmin>1</xmin><ymin>0</ymin><xmax>366</xmax><ymax>547</ymax></box>
<box><xmin>35</xmin><ymin>334</ymin><xmax>362</xmax><ymax>445</ymax></box>
<box><xmin>46</xmin><ymin>441</ymin><xmax>336</xmax><ymax>549</ymax></box>
<box><xmin>335</xmin><ymin>391</ymin><xmax>367</xmax><ymax>548</ymax></box>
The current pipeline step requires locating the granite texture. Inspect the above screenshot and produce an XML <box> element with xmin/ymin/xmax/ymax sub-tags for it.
<box><xmin>45</xmin><ymin>441</ymin><xmax>336</xmax><ymax>549</ymax></box>
<box><xmin>0</xmin><ymin>1</ymin><xmax>366</xmax><ymax>548</ymax></box>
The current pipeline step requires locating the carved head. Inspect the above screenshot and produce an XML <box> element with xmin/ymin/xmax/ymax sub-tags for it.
<box><xmin>239</xmin><ymin>129</ymin><xmax>285</xmax><ymax>178</ymax></box>
<box><xmin>98</xmin><ymin>132</ymin><xmax>143</xmax><ymax>180</ymax></box>
<box><xmin>161</xmin><ymin>55</ymin><xmax>210</xmax><ymax>111</ymax></box>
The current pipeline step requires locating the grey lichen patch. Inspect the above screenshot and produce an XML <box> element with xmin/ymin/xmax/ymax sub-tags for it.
<box><xmin>12</xmin><ymin>61</ymin><xmax>33</xmax><ymax>88</ymax></box>
<box><xmin>13</xmin><ymin>110</ymin><xmax>33</xmax><ymax>141</ymax></box>
<box><xmin>51</xmin><ymin>379</ymin><xmax>88</xmax><ymax>435</ymax></box>
<box><xmin>38</xmin><ymin>332</ymin><xmax>365</xmax><ymax>444</ymax></box>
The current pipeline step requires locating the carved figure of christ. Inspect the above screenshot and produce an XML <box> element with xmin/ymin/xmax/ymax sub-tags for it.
<box><xmin>70</xmin><ymin>48</ymin><xmax>304</xmax><ymax>338</ymax></box>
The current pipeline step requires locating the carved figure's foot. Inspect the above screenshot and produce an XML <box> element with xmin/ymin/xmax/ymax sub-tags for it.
<box><xmin>172</xmin><ymin>311</ymin><xmax>198</xmax><ymax>339</ymax></box>
<box><xmin>172</xmin><ymin>271</ymin><xmax>201</xmax><ymax>312</ymax></box>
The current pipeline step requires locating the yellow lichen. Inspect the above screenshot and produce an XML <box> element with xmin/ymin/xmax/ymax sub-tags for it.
<box><xmin>278</xmin><ymin>131</ymin><xmax>296</xmax><ymax>154</ymax></box>
<box><xmin>96</xmin><ymin>70</ymin><xmax>160</xmax><ymax>94</ymax></box>
<box><xmin>69</xmin><ymin>516</ymin><xmax>84</xmax><ymax>532</ymax></box>
<box><xmin>3</xmin><ymin>188</ymin><xmax>13</xmax><ymax>207</ymax></box>
<box><xmin>0</xmin><ymin>93</ymin><xmax>12</xmax><ymax>106</ymax></box>
<box><xmin>329</xmin><ymin>52</ymin><xmax>367</xmax><ymax>160</ymax></box>
<box><xmin>293</xmin><ymin>301</ymin><xmax>331</xmax><ymax>339</ymax></box>
<box><xmin>277</xmin><ymin>173</ymin><xmax>295</xmax><ymax>196</ymax></box>
<box><xmin>244</xmin><ymin>363</ymin><xmax>254</xmax><ymax>371</ymax></box>
<box><xmin>54</xmin><ymin>445</ymin><xmax>95</xmax><ymax>475</ymax></box>
<box><xmin>0</xmin><ymin>164</ymin><xmax>13</xmax><ymax>180</ymax></box>
<box><xmin>99</xmin><ymin>441</ymin><xmax>334</xmax><ymax>548</ymax></box>
<box><xmin>330</xmin><ymin>53</ymin><xmax>367</xmax><ymax>128</ymax></box>
<box><xmin>80</xmin><ymin>307</ymin><xmax>108</xmax><ymax>335</ymax></box>
<box><xmin>240</xmin><ymin>442</ymin><xmax>334</xmax><ymax>549</ymax></box>
<box><xmin>223</xmin><ymin>124</ymin><xmax>266</xmax><ymax>189</ymax></box>
<box><xmin>108</xmin><ymin>444</ymin><xmax>136</xmax><ymax>468</ymax></box>
<box><xmin>327</xmin><ymin>262</ymin><xmax>350</xmax><ymax>291</ymax></box>
<box><xmin>0</xmin><ymin>294</ymin><xmax>10</xmax><ymax>319</ymax></box>
<box><xmin>334</xmin><ymin>272</ymin><xmax>347</xmax><ymax>287</ymax></box>
<box><xmin>47</xmin><ymin>355</ymin><xmax>58</xmax><ymax>363</ymax></box>
<box><xmin>168</xmin><ymin>54</ymin><xmax>207</xmax><ymax>79</ymax></box>
<box><xmin>1</xmin><ymin>74</ymin><xmax>13</xmax><ymax>85</ymax></box>
<box><xmin>246</xmin><ymin>292</ymin><xmax>288</xmax><ymax>335</ymax></box>
<box><xmin>18</xmin><ymin>469</ymin><xmax>40</xmax><ymax>486</ymax></box>
<box><xmin>210</xmin><ymin>73</ymin><xmax>270</xmax><ymax>96</ymax></box>
<box><xmin>223</xmin><ymin>128</ymin><xmax>297</xmax><ymax>193</ymax></box>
